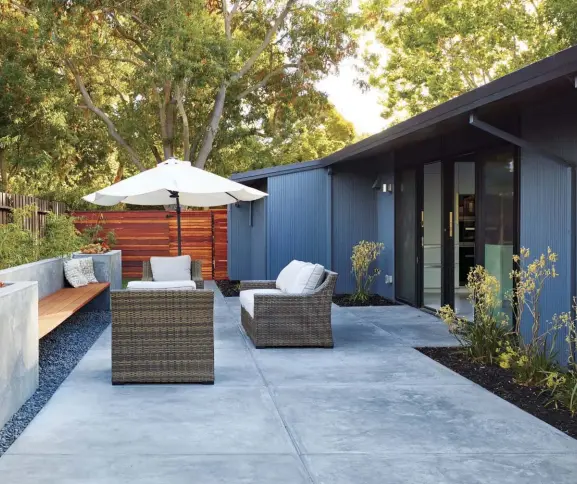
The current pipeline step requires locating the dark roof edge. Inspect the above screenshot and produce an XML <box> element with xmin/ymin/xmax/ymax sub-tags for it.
<box><xmin>230</xmin><ymin>159</ymin><xmax>323</xmax><ymax>182</ymax></box>
<box><xmin>321</xmin><ymin>45</ymin><xmax>577</xmax><ymax>165</ymax></box>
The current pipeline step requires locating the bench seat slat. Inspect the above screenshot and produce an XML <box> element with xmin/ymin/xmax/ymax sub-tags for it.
<box><xmin>38</xmin><ymin>283</ymin><xmax>110</xmax><ymax>339</ymax></box>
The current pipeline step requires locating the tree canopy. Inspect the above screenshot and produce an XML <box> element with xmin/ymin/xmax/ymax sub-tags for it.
<box><xmin>360</xmin><ymin>0</ymin><xmax>571</xmax><ymax>124</ymax></box>
<box><xmin>0</xmin><ymin>0</ymin><xmax>358</xmax><ymax>203</ymax></box>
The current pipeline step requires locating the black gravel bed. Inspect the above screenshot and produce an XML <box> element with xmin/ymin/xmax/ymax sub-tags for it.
<box><xmin>0</xmin><ymin>310</ymin><xmax>110</xmax><ymax>456</ymax></box>
<box><xmin>216</xmin><ymin>279</ymin><xmax>240</xmax><ymax>297</ymax></box>
<box><xmin>418</xmin><ymin>346</ymin><xmax>577</xmax><ymax>440</ymax></box>
<box><xmin>332</xmin><ymin>294</ymin><xmax>399</xmax><ymax>307</ymax></box>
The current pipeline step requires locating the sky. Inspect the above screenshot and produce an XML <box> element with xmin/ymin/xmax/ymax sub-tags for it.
<box><xmin>315</xmin><ymin>0</ymin><xmax>389</xmax><ymax>136</ymax></box>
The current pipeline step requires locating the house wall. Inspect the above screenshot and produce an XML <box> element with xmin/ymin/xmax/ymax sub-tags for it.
<box><xmin>331</xmin><ymin>167</ymin><xmax>378</xmax><ymax>294</ymax></box>
<box><xmin>520</xmin><ymin>96</ymin><xmax>577</xmax><ymax>363</ymax></box>
<box><xmin>266</xmin><ymin>168</ymin><xmax>329</xmax><ymax>279</ymax></box>
<box><xmin>375</xmin><ymin>167</ymin><xmax>395</xmax><ymax>299</ymax></box>
<box><xmin>250</xmin><ymin>197</ymin><xmax>267</xmax><ymax>280</ymax></box>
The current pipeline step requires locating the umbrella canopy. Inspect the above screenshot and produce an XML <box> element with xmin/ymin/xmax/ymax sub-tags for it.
<box><xmin>83</xmin><ymin>158</ymin><xmax>267</xmax><ymax>207</ymax></box>
<box><xmin>83</xmin><ymin>158</ymin><xmax>267</xmax><ymax>255</ymax></box>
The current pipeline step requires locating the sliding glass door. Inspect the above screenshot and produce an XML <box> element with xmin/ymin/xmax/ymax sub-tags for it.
<box><xmin>422</xmin><ymin>162</ymin><xmax>442</xmax><ymax>311</ymax></box>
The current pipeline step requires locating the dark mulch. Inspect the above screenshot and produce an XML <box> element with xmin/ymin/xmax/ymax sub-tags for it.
<box><xmin>0</xmin><ymin>311</ymin><xmax>110</xmax><ymax>456</ymax></box>
<box><xmin>417</xmin><ymin>346</ymin><xmax>577</xmax><ymax>440</ymax></box>
<box><xmin>216</xmin><ymin>279</ymin><xmax>240</xmax><ymax>297</ymax></box>
<box><xmin>332</xmin><ymin>293</ymin><xmax>399</xmax><ymax>307</ymax></box>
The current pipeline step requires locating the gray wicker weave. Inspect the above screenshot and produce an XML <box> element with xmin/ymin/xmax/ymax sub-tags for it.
<box><xmin>142</xmin><ymin>259</ymin><xmax>204</xmax><ymax>289</ymax></box>
<box><xmin>111</xmin><ymin>289</ymin><xmax>214</xmax><ymax>384</ymax></box>
<box><xmin>240</xmin><ymin>270</ymin><xmax>338</xmax><ymax>348</ymax></box>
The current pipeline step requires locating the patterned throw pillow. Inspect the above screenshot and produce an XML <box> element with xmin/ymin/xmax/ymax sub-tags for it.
<box><xmin>64</xmin><ymin>259</ymin><xmax>89</xmax><ymax>288</ymax></box>
<box><xmin>78</xmin><ymin>257</ymin><xmax>99</xmax><ymax>283</ymax></box>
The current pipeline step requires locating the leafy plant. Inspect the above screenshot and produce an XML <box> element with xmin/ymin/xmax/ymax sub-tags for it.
<box><xmin>439</xmin><ymin>265</ymin><xmax>510</xmax><ymax>364</ymax></box>
<box><xmin>40</xmin><ymin>212</ymin><xmax>83</xmax><ymax>259</ymax></box>
<box><xmin>80</xmin><ymin>214</ymin><xmax>116</xmax><ymax>254</ymax></box>
<box><xmin>350</xmin><ymin>240</ymin><xmax>384</xmax><ymax>303</ymax></box>
<box><xmin>0</xmin><ymin>205</ymin><xmax>39</xmax><ymax>270</ymax></box>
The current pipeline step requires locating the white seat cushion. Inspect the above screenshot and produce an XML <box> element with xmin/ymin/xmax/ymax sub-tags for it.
<box><xmin>276</xmin><ymin>260</ymin><xmax>307</xmax><ymax>292</ymax></box>
<box><xmin>286</xmin><ymin>264</ymin><xmax>325</xmax><ymax>294</ymax></box>
<box><xmin>150</xmin><ymin>255</ymin><xmax>191</xmax><ymax>281</ymax></box>
<box><xmin>239</xmin><ymin>289</ymin><xmax>282</xmax><ymax>317</ymax></box>
<box><xmin>127</xmin><ymin>280</ymin><xmax>196</xmax><ymax>291</ymax></box>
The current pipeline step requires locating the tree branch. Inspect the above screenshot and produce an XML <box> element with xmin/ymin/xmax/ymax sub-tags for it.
<box><xmin>236</xmin><ymin>63</ymin><xmax>300</xmax><ymax>99</ymax></box>
<box><xmin>232</xmin><ymin>0</ymin><xmax>297</xmax><ymax>82</ymax></box>
<box><xmin>175</xmin><ymin>80</ymin><xmax>190</xmax><ymax>160</ymax></box>
<box><xmin>223</xmin><ymin>0</ymin><xmax>232</xmax><ymax>39</ymax></box>
<box><xmin>89</xmin><ymin>54</ymin><xmax>145</xmax><ymax>68</ymax></box>
<box><xmin>65</xmin><ymin>59</ymin><xmax>146</xmax><ymax>172</ymax></box>
<box><xmin>150</xmin><ymin>144</ymin><xmax>162</xmax><ymax>164</ymax></box>
<box><xmin>195</xmin><ymin>83</ymin><xmax>227</xmax><ymax>169</ymax></box>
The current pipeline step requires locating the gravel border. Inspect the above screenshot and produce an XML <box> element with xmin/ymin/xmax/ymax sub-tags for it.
<box><xmin>0</xmin><ymin>310</ymin><xmax>110</xmax><ymax>456</ymax></box>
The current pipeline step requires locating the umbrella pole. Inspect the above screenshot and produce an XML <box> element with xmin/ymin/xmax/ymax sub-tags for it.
<box><xmin>175</xmin><ymin>193</ymin><xmax>182</xmax><ymax>256</ymax></box>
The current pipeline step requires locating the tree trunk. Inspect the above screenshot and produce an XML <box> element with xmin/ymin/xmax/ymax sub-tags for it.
<box><xmin>176</xmin><ymin>82</ymin><xmax>190</xmax><ymax>161</ymax></box>
<box><xmin>195</xmin><ymin>83</ymin><xmax>227</xmax><ymax>169</ymax></box>
<box><xmin>159</xmin><ymin>81</ymin><xmax>176</xmax><ymax>160</ymax></box>
<box><xmin>113</xmin><ymin>162</ymin><xmax>124</xmax><ymax>183</ymax></box>
<box><xmin>0</xmin><ymin>148</ymin><xmax>8</xmax><ymax>192</ymax></box>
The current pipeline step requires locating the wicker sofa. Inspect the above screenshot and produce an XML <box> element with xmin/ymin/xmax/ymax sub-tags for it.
<box><xmin>240</xmin><ymin>269</ymin><xmax>338</xmax><ymax>348</ymax></box>
<box><xmin>142</xmin><ymin>259</ymin><xmax>204</xmax><ymax>289</ymax></box>
<box><xmin>111</xmin><ymin>289</ymin><xmax>214</xmax><ymax>384</ymax></box>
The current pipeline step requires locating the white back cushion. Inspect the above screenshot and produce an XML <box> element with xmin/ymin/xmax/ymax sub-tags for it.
<box><xmin>64</xmin><ymin>259</ymin><xmax>88</xmax><ymax>288</ymax></box>
<box><xmin>276</xmin><ymin>260</ymin><xmax>307</xmax><ymax>292</ymax></box>
<box><xmin>286</xmin><ymin>264</ymin><xmax>325</xmax><ymax>294</ymax></box>
<box><xmin>78</xmin><ymin>257</ymin><xmax>98</xmax><ymax>284</ymax></box>
<box><xmin>150</xmin><ymin>255</ymin><xmax>191</xmax><ymax>281</ymax></box>
<box><xmin>127</xmin><ymin>280</ymin><xmax>196</xmax><ymax>291</ymax></box>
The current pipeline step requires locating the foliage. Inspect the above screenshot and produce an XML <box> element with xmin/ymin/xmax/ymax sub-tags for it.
<box><xmin>438</xmin><ymin>265</ymin><xmax>510</xmax><ymax>364</ymax></box>
<box><xmin>0</xmin><ymin>205</ymin><xmax>39</xmax><ymax>270</ymax></box>
<box><xmin>80</xmin><ymin>214</ymin><xmax>116</xmax><ymax>252</ymax></box>
<box><xmin>350</xmin><ymin>240</ymin><xmax>384</xmax><ymax>303</ymax></box>
<box><xmin>39</xmin><ymin>212</ymin><xmax>83</xmax><ymax>259</ymax></box>
<box><xmin>0</xmin><ymin>204</ymin><xmax>84</xmax><ymax>271</ymax></box>
<box><xmin>359</xmin><ymin>0</ymin><xmax>567</xmax><ymax>124</ymax></box>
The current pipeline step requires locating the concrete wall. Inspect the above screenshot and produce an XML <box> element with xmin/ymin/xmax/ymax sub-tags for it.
<box><xmin>0</xmin><ymin>282</ymin><xmax>39</xmax><ymax>428</ymax></box>
<box><xmin>0</xmin><ymin>258</ymin><xmax>64</xmax><ymax>299</ymax></box>
<box><xmin>73</xmin><ymin>250</ymin><xmax>122</xmax><ymax>290</ymax></box>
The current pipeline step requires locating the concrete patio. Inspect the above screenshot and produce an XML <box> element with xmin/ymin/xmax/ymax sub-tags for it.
<box><xmin>0</xmin><ymin>282</ymin><xmax>576</xmax><ymax>483</ymax></box>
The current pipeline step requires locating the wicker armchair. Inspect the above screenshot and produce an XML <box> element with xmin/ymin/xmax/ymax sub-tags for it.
<box><xmin>142</xmin><ymin>259</ymin><xmax>204</xmax><ymax>289</ymax></box>
<box><xmin>240</xmin><ymin>270</ymin><xmax>338</xmax><ymax>348</ymax></box>
<box><xmin>111</xmin><ymin>289</ymin><xmax>214</xmax><ymax>384</ymax></box>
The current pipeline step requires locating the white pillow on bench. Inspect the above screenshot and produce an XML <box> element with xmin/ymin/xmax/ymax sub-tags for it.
<box><xmin>64</xmin><ymin>259</ymin><xmax>88</xmax><ymax>288</ymax></box>
<box><xmin>287</xmin><ymin>263</ymin><xmax>325</xmax><ymax>294</ymax></box>
<box><xmin>150</xmin><ymin>255</ymin><xmax>192</xmax><ymax>281</ymax></box>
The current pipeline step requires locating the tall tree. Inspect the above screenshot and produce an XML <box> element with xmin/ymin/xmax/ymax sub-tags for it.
<box><xmin>30</xmin><ymin>0</ymin><xmax>356</xmax><ymax>172</ymax></box>
<box><xmin>360</xmin><ymin>0</ymin><xmax>566</xmax><ymax>123</ymax></box>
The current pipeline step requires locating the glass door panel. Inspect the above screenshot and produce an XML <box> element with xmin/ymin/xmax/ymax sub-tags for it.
<box><xmin>396</xmin><ymin>168</ymin><xmax>418</xmax><ymax>304</ymax></box>
<box><xmin>454</xmin><ymin>162</ymin><xmax>475</xmax><ymax>320</ymax></box>
<box><xmin>423</xmin><ymin>162</ymin><xmax>442</xmax><ymax>311</ymax></box>
<box><xmin>482</xmin><ymin>153</ymin><xmax>515</xmax><ymax>317</ymax></box>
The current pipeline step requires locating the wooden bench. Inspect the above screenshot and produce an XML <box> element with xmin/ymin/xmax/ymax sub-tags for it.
<box><xmin>38</xmin><ymin>283</ymin><xmax>110</xmax><ymax>339</ymax></box>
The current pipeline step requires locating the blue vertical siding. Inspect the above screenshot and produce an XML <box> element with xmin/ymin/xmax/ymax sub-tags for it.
<box><xmin>267</xmin><ymin>168</ymin><xmax>329</xmax><ymax>279</ymax></box>
<box><xmin>375</xmin><ymin>169</ymin><xmax>395</xmax><ymax>299</ymax></box>
<box><xmin>227</xmin><ymin>202</ymin><xmax>251</xmax><ymax>280</ymax></box>
<box><xmin>250</xmin><ymin>198</ymin><xmax>267</xmax><ymax>279</ymax></box>
<box><xmin>520</xmin><ymin>99</ymin><xmax>577</xmax><ymax>364</ymax></box>
<box><xmin>331</xmin><ymin>169</ymin><xmax>378</xmax><ymax>293</ymax></box>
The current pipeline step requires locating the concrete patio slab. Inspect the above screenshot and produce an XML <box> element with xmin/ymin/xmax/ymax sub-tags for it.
<box><xmin>304</xmin><ymin>453</ymin><xmax>577</xmax><ymax>484</ymax></box>
<box><xmin>1</xmin><ymin>283</ymin><xmax>576</xmax><ymax>484</ymax></box>
<box><xmin>252</xmin><ymin>346</ymin><xmax>468</xmax><ymax>387</ymax></box>
<box><xmin>0</xmin><ymin>454</ymin><xmax>310</xmax><ymax>484</ymax></box>
<box><xmin>271</xmin><ymin>384</ymin><xmax>577</xmax><ymax>455</ymax></box>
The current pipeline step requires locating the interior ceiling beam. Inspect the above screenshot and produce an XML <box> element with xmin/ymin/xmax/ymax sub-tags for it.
<box><xmin>469</xmin><ymin>112</ymin><xmax>575</xmax><ymax>167</ymax></box>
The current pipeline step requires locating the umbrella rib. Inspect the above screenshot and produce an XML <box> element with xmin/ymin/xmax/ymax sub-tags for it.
<box><xmin>225</xmin><ymin>191</ymin><xmax>239</xmax><ymax>202</ymax></box>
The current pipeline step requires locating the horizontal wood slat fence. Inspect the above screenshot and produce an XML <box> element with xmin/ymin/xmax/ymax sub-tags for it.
<box><xmin>0</xmin><ymin>192</ymin><xmax>66</xmax><ymax>237</ymax></box>
<box><xmin>73</xmin><ymin>210</ymin><xmax>228</xmax><ymax>280</ymax></box>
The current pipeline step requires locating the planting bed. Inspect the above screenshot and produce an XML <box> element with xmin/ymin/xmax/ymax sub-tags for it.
<box><xmin>418</xmin><ymin>346</ymin><xmax>577</xmax><ymax>440</ymax></box>
<box><xmin>216</xmin><ymin>280</ymin><xmax>240</xmax><ymax>297</ymax></box>
<box><xmin>332</xmin><ymin>294</ymin><xmax>399</xmax><ymax>307</ymax></box>
<box><xmin>0</xmin><ymin>311</ymin><xmax>110</xmax><ymax>456</ymax></box>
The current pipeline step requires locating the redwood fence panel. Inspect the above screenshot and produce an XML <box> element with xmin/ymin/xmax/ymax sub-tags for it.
<box><xmin>0</xmin><ymin>192</ymin><xmax>66</xmax><ymax>237</ymax></box>
<box><xmin>73</xmin><ymin>209</ymin><xmax>228</xmax><ymax>280</ymax></box>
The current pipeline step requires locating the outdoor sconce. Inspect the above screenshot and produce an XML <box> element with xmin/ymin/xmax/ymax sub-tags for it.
<box><xmin>382</xmin><ymin>183</ymin><xmax>393</xmax><ymax>194</ymax></box>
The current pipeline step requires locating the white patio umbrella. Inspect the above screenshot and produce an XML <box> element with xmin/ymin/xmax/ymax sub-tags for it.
<box><xmin>83</xmin><ymin>158</ymin><xmax>267</xmax><ymax>255</ymax></box>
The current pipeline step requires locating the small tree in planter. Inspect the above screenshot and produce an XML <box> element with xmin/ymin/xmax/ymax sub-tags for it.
<box><xmin>80</xmin><ymin>214</ymin><xmax>117</xmax><ymax>254</ymax></box>
<box><xmin>350</xmin><ymin>240</ymin><xmax>384</xmax><ymax>303</ymax></box>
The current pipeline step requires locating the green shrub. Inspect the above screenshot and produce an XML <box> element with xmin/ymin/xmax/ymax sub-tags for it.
<box><xmin>40</xmin><ymin>212</ymin><xmax>83</xmax><ymax>259</ymax></box>
<box><xmin>350</xmin><ymin>240</ymin><xmax>384</xmax><ymax>302</ymax></box>
<box><xmin>438</xmin><ymin>265</ymin><xmax>510</xmax><ymax>364</ymax></box>
<box><xmin>0</xmin><ymin>205</ymin><xmax>39</xmax><ymax>270</ymax></box>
